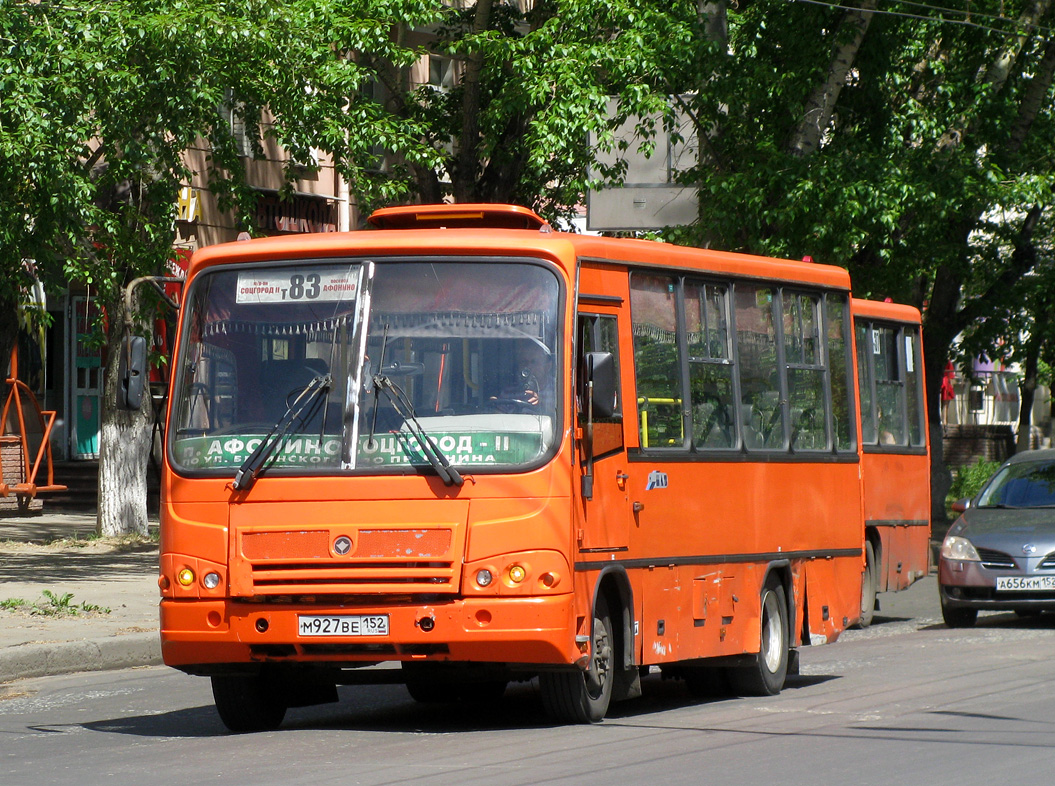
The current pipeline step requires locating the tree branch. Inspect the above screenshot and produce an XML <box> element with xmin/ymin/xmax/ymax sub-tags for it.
<box><xmin>786</xmin><ymin>0</ymin><xmax>877</xmax><ymax>158</ymax></box>
<box><xmin>1009</xmin><ymin>35</ymin><xmax>1055</xmax><ymax>156</ymax></box>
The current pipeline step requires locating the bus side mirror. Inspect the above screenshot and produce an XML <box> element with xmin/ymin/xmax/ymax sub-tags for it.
<box><xmin>117</xmin><ymin>335</ymin><xmax>148</xmax><ymax>411</ymax></box>
<box><xmin>584</xmin><ymin>351</ymin><xmax>617</xmax><ymax>419</ymax></box>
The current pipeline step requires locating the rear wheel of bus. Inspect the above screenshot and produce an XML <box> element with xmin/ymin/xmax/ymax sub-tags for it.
<box><xmin>211</xmin><ymin>671</ymin><xmax>288</xmax><ymax>733</ymax></box>
<box><xmin>858</xmin><ymin>539</ymin><xmax>878</xmax><ymax>628</ymax></box>
<box><xmin>539</xmin><ymin>594</ymin><xmax>614</xmax><ymax>723</ymax></box>
<box><xmin>730</xmin><ymin>576</ymin><xmax>789</xmax><ymax>696</ymax></box>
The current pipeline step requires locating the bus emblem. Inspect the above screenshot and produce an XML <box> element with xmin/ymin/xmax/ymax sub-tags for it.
<box><xmin>334</xmin><ymin>536</ymin><xmax>353</xmax><ymax>556</ymax></box>
<box><xmin>646</xmin><ymin>471</ymin><xmax>669</xmax><ymax>491</ymax></box>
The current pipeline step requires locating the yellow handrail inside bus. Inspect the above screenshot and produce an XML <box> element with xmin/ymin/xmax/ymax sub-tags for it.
<box><xmin>637</xmin><ymin>397</ymin><xmax>683</xmax><ymax>448</ymax></box>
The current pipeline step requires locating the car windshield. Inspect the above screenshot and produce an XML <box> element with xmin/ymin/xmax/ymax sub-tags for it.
<box><xmin>976</xmin><ymin>460</ymin><xmax>1055</xmax><ymax>508</ymax></box>
<box><xmin>169</xmin><ymin>258</ymin><xmax>562</xmax><ymax>478</ymax></box>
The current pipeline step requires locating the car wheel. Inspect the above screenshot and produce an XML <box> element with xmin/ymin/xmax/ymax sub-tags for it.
<box><xmin>940</xmin><ymin>594</ymin><xmax>978</xmax><ymax>628</ymax></box>
<box><xmin>211</xmin><ymin>672</ymin><xmax>287</xmax><ymax>733</ymax></box>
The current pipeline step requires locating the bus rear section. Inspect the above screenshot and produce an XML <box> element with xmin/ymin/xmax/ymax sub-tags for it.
<box><xmin>852</xmin><ymin>299</ymin><xmax>931</xmax><ymax>626</ymax></box>
<box><xmin>571</xmin><ymin>255</ymin><xmax>866</xmax><ymax>705</ymax></box>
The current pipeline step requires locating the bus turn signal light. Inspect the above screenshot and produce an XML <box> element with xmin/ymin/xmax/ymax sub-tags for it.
<box><xmin>508</xmin><ymin>565</ymin><xmax>526</xmax><ymax>584</ymax></box>
<box><xmin>177</xmin><ymin>568</ymin><xmax>195</xmax><ymax>587</ymax></box>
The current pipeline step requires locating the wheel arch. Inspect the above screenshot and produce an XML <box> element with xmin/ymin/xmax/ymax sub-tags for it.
<box><xmin>761</xmin><ymin>559</ymin><xmax>795</xmax><ymax>645</ymax></box>
<box><xmin>591</xmin><ymin>564</ymin><xmax>636</xmax><ymax>672</ymax></box>
<box><xmin>865</xmin><ymin>526</ymin><xmax>884</xmax><ymax>590</ymax></box>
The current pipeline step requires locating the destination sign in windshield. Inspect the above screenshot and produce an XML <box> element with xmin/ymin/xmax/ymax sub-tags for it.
<box><xmin>236</xmin><ymin>266</ymin><xmax>359</xmax><ymax>304</ymax></box>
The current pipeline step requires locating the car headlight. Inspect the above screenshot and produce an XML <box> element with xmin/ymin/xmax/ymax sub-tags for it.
<box><xmin>941</xmin><ymin>535</ymin><xmax>981</xmax><ymax>562</ymax></box>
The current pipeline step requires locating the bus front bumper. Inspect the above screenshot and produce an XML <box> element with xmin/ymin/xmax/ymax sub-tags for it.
<box><xmin>160</xmin><ymin>593</ymin><xmax>579</xmax><ymax>669</ymax></box>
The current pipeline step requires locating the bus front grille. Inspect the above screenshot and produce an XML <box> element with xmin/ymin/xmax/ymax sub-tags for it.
<box><xmin>249</xmin><ymin>561</ymin><xmax>457</xmax><ymax>594</ymax></box>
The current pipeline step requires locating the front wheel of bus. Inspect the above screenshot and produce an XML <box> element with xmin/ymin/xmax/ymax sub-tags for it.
<box><xmin>731</xmin><ymin>577</ymin><xmax>789</xmax><ymax>697</ymax></box>
<box><xmin>211</xmin><ymin>672</ymin><xmax>288</xmax><ymax>733</ymax></box>
<box><xmin>539</xmin><ymin>595</ymin><xmax>614</xmax><ymax>724</ymax></box>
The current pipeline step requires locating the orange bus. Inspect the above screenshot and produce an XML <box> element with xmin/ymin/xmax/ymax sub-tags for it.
<box><xmin>125</xmin><ymin>204</ymin><xmax>901</xmax><ymax>731</ymax></box>
<box><xmin>851</xmin><ymin>298</ymin><xmax>931</xmax><ymax>625</ymax></box>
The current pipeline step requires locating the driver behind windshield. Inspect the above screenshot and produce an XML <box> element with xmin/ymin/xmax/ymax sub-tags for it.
<box><xmin>495</xmin><ymin>340</ymin><xmax>555</xmax><ymax>412</ymax></box>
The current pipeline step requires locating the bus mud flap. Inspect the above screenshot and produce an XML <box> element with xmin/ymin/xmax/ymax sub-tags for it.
<box><xmin>804</xmin><ymin>561</ymin><xmax>839</xmax><ymax>645</ymax></box>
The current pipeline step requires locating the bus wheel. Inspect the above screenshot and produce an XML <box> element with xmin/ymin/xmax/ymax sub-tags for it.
<box><xmin>539</xmin><ymin>595</ymin><xmax>614</xmax><ymax>723</ymax></box>
<box><xmin>731</xmin><ymin>577</ymin><xmax>789</xmax><ymax>697</ymax></box>
<box><xmin>211</xmin><ymin>672</ymin><xmax>288</xmax><ymax>733</ymax></box>
<box><xmin>858</xmin><ymin>540</ymin><xmax>878</xmax><ymax>628</ymax></box>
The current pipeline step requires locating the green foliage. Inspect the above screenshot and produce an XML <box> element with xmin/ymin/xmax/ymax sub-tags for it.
<box><xmin>0</xmin><ymin>591</ymin><xmax>110</xmax><ymax>616</ymax></box>
<box><xmin>947</xmin><ymin>457</ymin><xmax>1001</xmax><ymax>513</ymax></box>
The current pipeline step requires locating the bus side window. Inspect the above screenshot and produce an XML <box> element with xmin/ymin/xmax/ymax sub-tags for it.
<box><xmin>905</xmin><ymin>327</ymin><xmax>925</xmax><ymax>447</ymax></box>
<box><xmin>856</xmin><ymin>321</ymin><xmax>878</xmax><ymax>444</ymax></box>
<box><xmin>578</xmin><ymin>313</ymin><xmax>624</xmax><ymax>455</ymax></box>
<box><xmin>685</xmin><ymin>280</ymin><xmax>735</xmax><ymax>449</ymax></box>
<box><xmin>785</xmin><ymin>291</ymin><xmax>828</xmax><ymax>451</ymax></box>
<box><xmin>827</xmin><ymin>296</ymin><xmax>854</xmax><ymax>452</ymax></box>
<box><xmin>630</xmin><ymin>274</ymin><xmax>684</xmax><ymax>448</ymax></box>
<box><xmin>874</xmin><ymin>326</ymin><xmax>906</xmax><ymax>445</ymax></box>
<box><xmin>736</xmin><ymin>285</ymin><xmax>783</xmax><ymax>450</ymax></box>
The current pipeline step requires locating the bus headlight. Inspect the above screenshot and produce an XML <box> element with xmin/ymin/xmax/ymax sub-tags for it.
<box><xmin>202</xmin><ymin>572</ymin><xmax>222</xmax><ymax>590</ymax></box>
<box><xmin>476</xmin><ymin>569</ymin><xmax>494</xmax><ymax>587</ymax></box>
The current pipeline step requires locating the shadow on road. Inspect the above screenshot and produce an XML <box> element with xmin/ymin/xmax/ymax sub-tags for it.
<box><xmin>0</xmin><ymin>547</ymin><xmax>156</xmax><ymax>584</ymax></box>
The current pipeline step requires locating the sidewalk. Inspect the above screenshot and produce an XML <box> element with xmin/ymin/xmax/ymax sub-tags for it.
<box><xmin>0</xmin><ymin>511</ymin><xmax>161</xmax><ymax>684</ymax></box>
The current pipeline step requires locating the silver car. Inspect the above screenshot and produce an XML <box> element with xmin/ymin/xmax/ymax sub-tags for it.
<box><xmin>939</xmin><ymin>449</ymin><xmax>1055</xmax><ymax>628</ymax></box>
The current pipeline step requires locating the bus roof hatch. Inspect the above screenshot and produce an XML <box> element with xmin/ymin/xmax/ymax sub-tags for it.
<box><xmin>367</xmin><ymin>203</ymin><xmax>548</xmax><ymax>231</ymax></box>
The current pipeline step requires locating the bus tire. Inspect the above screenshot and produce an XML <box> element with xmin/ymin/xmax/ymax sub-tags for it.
<box><xmin>731</xmin><ymin>577</ymin><xmax>789</xmax><ymax>697</ymax></box>
<box><xmin>211</xmin><ymin>672</ymin><xmax>288</xmax><ymax>733</ymax></box>
<box><xmin>539</xmin><ymin>595</ymin><xmax>614</xmax><ymax>723</ymax></box>
<box><xmin>858</xmin><ymin>539</ymin><xmax>878</xmax><ymax>628</ymax></box>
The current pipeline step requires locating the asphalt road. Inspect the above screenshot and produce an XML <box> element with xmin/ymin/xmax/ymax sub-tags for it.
<box><xmin>4</xmin><ymin>576</ymin><xmax>1055</xmax><ymax>786</ymax></box>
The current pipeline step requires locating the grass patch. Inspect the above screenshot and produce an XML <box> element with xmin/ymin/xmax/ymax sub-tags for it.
<box><xmin>0</xmin><ymin>590</ymin><xmax>110</xmax><ymax>616</ymax></box>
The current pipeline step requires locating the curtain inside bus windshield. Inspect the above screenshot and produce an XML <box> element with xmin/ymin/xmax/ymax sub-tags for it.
<box><xmin>169</xmin><ymin>260</ymin><xmax>561</xmax><ymax>475</ymax></box>
<box><xmin>357</xmin><ymin>261</ymin><xmax>560</xmax><ymax>471</ymax></box>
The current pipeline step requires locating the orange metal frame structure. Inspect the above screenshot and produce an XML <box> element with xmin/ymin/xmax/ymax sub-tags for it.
<box><xmin>0</xmin><ymin>348</ymin><xmax>65</xmax><ymax>509</ymax></box>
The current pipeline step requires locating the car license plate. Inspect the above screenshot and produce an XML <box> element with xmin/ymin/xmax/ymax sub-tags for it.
<box><xmin>995</xmin><ymin>576</ymin><xmax>1055</xmax><ymax>592</ymax></box>
<box><xmin>298</xmin><ymin>614</ymin><xmax>389</xmax><ymax>637</ymax></box>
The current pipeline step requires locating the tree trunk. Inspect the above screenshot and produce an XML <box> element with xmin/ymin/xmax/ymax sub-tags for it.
<box><xmin>923</xmin><ymin>264</ymin><xmax>963</xmax><ymax>537</ymax></box>
<box><xmin>1016</xmin><ymin>334</ymin><xmax>1041</xmax><ymax>453</ymax></box>
<box><xmin>0</xmin><ymin>295</ymin><xmax>21</xmax><ymax>383</ymax></box>
<box><xmin>97</xmin><ymin>300</ymin><xmax>151</xmax><ymax>537</ymax></box>
<box><xmin>453</xmin><ymin>0</ymin><xmax>493</xmax><ymax>203</ymax></box>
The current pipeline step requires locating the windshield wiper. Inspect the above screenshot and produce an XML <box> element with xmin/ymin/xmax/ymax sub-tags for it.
<box><xmin>372</xmin><ymin>373</ymin><xmax>463</xmax><ymax>487</ymax></box>
<box><xmin>233</xmin><ymin>374</ymin><xmax>332</xmax><ymax>491</ymax></box>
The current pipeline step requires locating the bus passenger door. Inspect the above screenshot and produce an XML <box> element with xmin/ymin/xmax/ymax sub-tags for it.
<box><xmin>577</xmin><ymin>311</ymin><xmax>631</xmax><ymax>552</ymax></box>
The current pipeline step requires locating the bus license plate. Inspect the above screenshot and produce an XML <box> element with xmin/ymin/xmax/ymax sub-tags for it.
<box><xmin>298</xmin><ymin>614</ymin><xmax>389</xmax><ymax>637</ymax></box>
<box><xmin>996</xmin><ymin>576</ymin><xmax>1055</xmax><ymax>592</ymax></box>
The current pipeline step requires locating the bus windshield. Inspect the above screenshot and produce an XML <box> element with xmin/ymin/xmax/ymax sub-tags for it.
<box><xmin>169</xmin><ymin>259</ymin><xmax>562</xmax><ymax>478</ymax></box>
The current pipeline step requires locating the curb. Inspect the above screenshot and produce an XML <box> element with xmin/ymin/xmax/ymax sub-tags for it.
<box><xmin>0</xmin><ymin>633</ymin><xmax>162</xmax><ymax>684</ymax></box>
